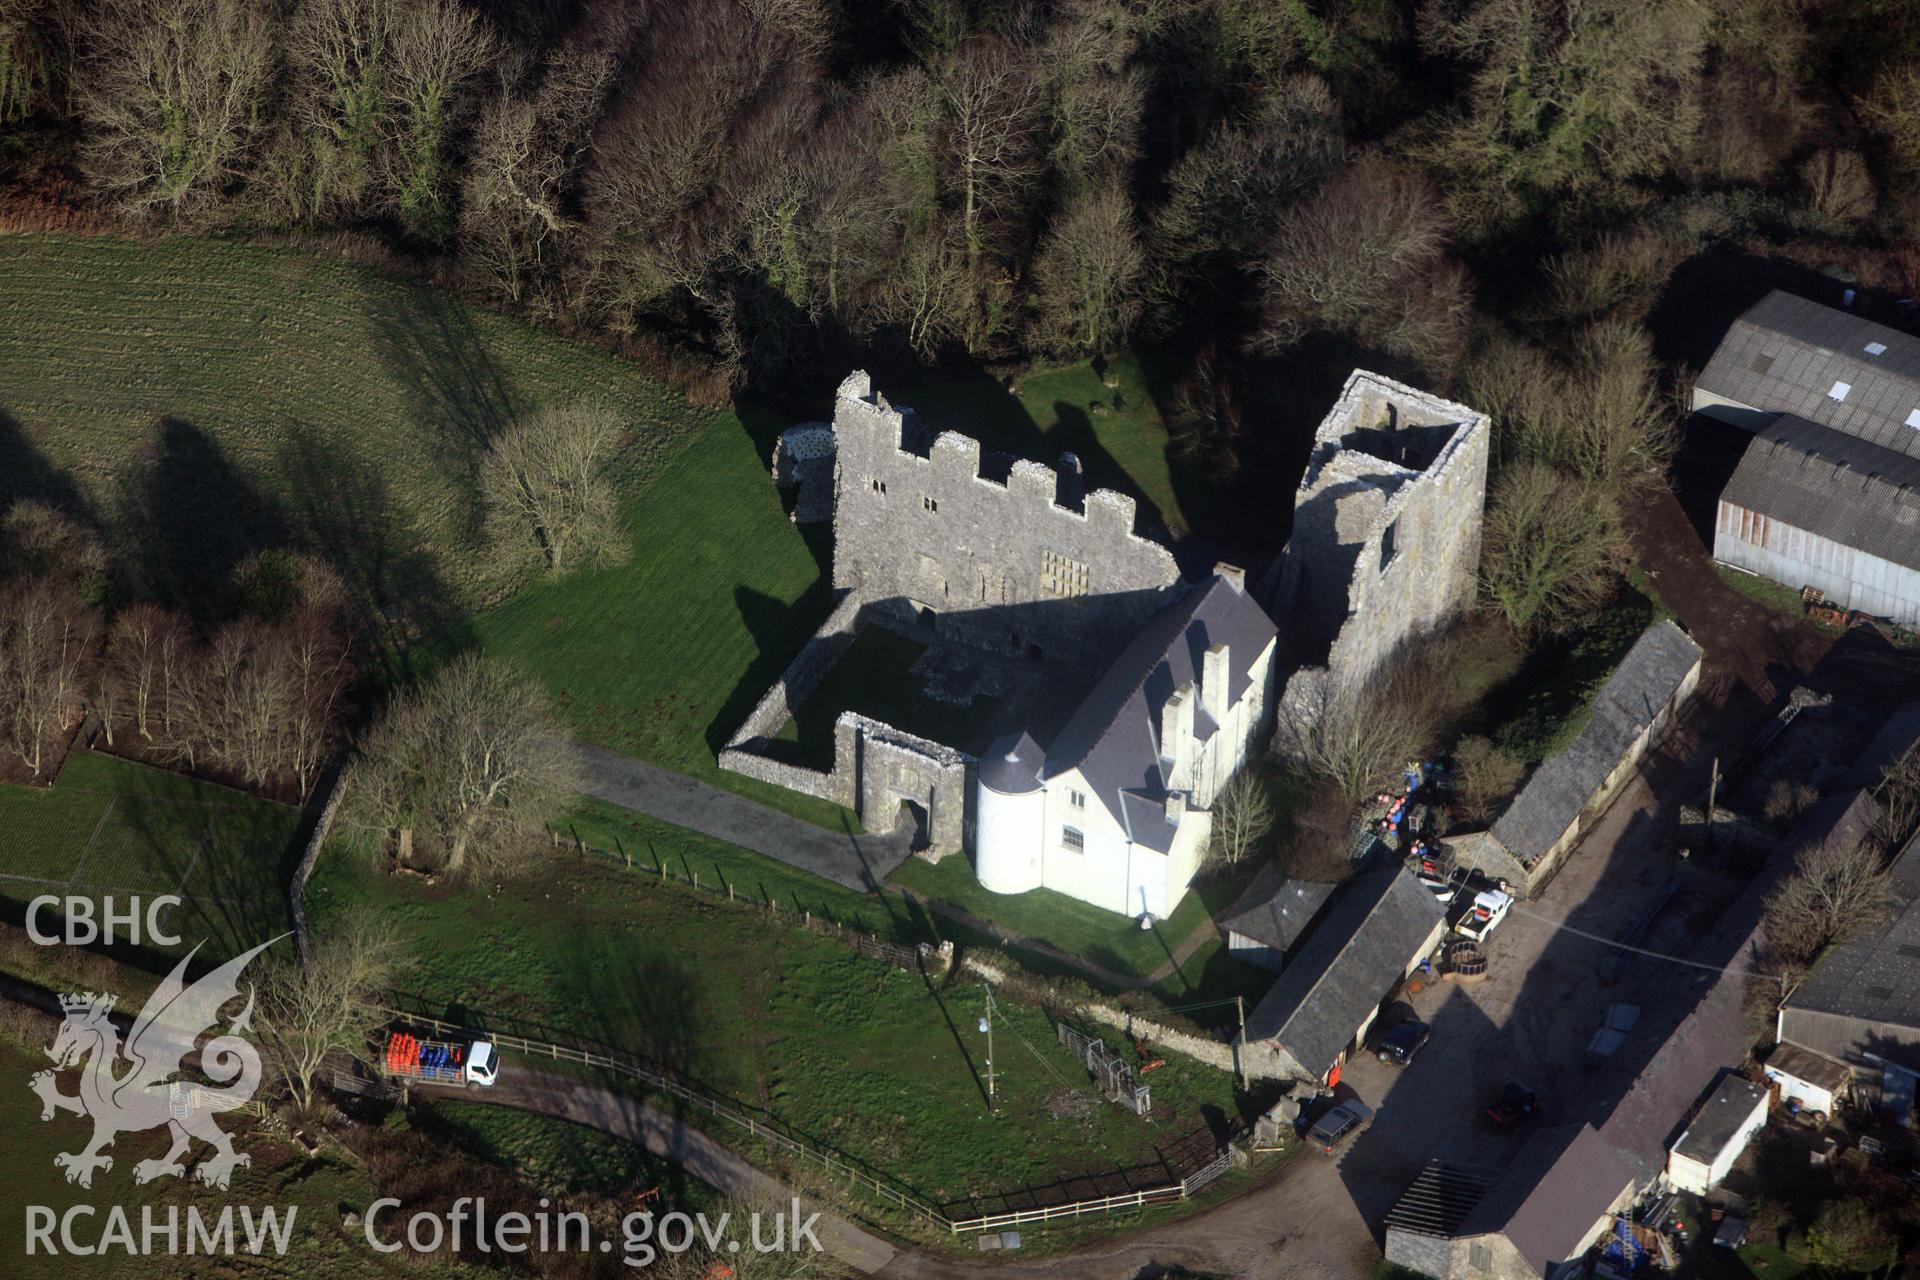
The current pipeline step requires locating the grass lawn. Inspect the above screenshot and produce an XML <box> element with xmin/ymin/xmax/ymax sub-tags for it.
<box><xmin>308</xmin><ymin>842</ymin><xmax>1245</xmax><ymax>1214</ymax></box>
<box><xmin>889</xmin><ymin>850</ymin><xmax>1220</xmax><ymax>983</ymax></box>
<box><xmin>0</xmin><ymin>234</ymin><xmax>689</xmax><ymax>633</ymax></box>
<box><xmin>0</xmin><ymin>749</ymin><xmax>304</xmax><ymax>960</ymax></box>
<box><xmin>0</xmin><ymin>1034</ymin><xmax>485</xmax><ymax>1280</ymax></box>
<box><xmin>892</xmin><ymin>349</ymin><xmax>1204</xmax><ymax>539</ymax></box>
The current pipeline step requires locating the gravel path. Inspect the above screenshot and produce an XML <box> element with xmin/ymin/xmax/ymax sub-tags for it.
<box><xmin>573</xmin><ymin>743</ymin><xmax>916</xmax><ymax>891</ymax></box>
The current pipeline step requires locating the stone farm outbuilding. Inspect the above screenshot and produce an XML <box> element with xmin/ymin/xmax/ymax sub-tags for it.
<box><xmin>1473</xmin><ymin>621</ymin><xmax>1704</xmax><ymax>895</ymax></box>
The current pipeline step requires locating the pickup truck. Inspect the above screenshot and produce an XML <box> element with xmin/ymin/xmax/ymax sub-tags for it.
<box><xmin>1306</xmin><ymin>1100</ymin><xmax>1374</xmax><ymax>1155</ymax></box>
<box><xmin>383</xmin><ymin>1031</ymin><xmax>499</xmax><ymax>1088</ymax></box>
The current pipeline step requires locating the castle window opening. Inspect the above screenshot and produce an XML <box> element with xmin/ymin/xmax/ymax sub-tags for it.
<box><xmin>870</xmin><ymin>477</ymin><xmax>887</xmax><ymax>495</ymax></box>
<box><xmin>1380</xmin><ymin>518</ymin><xmax>1399</xmax><ymax>572</ymax></box>
<box><xmin>923</xmin><ymin>495</ymin><xmax>938</xmax><ymax>513</ymax></box>
<box><xmin>1040</xmin><ymin>549</ymin><xmax>1090</xmax><ymax>598</ymax></box>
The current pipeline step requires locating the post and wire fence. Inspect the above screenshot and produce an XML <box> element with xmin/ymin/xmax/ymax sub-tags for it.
<box><xmin>370</xmin><ymin>1005</ymin><xmax>1239</xmax><ymax>1236</ymax></box>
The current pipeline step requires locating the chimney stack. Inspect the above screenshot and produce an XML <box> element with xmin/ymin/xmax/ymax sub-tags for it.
<box><xmin>1160</xmin><ymin>683</ymin><xmax>1195</xmax><ymax>786</ymax></box>
<box><xmin>1202</xmin><ymin>643</ymin><xmax>1231</xmax><ymax>725</ymax></box>
<box><xmin>1213</xmin><ymin>562</ymin><xmax>1246</xmax><ymax>594</ymax></box>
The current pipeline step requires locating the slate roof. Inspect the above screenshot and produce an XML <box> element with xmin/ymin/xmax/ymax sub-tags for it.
<box><xmin>1046</xmin><ymin>572</ymin><xmax>1278</xmax><ymax>854</ymax></box>
<box><xmin>978</xmin><ymin>731</ymin><xmax>1044</xmax><ymax>795</ymax></box>
<box><xmin>1788</xmin><ymin>832</ymin><xmax>1920</xmax><ymax>1037</ymax></box>
<box><xmin>1721</xmin><ymin>415</ymin><xmax>1920</xmax><ymax>572</ymax></box>
<box><xmin>1698</xmin><ymin>290</ymin><xmax>1920</xmax><ymax>460</ymax></box>
<box><xmin>1243</xmin><ymin>862</ymin><xmax>1444</xmax><ymax>1075</ymax></box>
<box><xmin>1216</xmin><ymin>862</ymin><xmax>1337</xmax><ymax>952</ymax></box>
<box><xmin>1672</xmin><ymin>1075</ymin><xmax>1767</xmax><ymax>1164</ymax></box>
<box><xmin>1491</xmin><ymin>622</ymin><xmax>1703</xmax><ymax>865</ymax></box>
<box><xmin>1457</xmin><ymin>1123</ymin><xmax>1642</xmax><ymax>1276</ymax></box>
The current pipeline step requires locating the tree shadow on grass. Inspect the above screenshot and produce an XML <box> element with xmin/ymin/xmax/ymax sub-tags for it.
<box><xmin>363</xmin><ymin>282</ymin><xmax>522</xmax><ymax>545</ymax></box>
<box><xmin>0</xmin><ymin>408</ymin><xmax>95</xmax><ymax>522</ymax></box>
<box><xmin>277</xmin><ymin>425</ymin><xmax>476</xmax><ymax>684</ymax></box>
<box><xmin>115</xmin><ymin>418</ymin><xmax>290</xmax><ymax>621</ymax></box>
<box><xmin>704</xmin><ymin>580</ymin><xmax>840</xmax><ymax>758</ymax></box>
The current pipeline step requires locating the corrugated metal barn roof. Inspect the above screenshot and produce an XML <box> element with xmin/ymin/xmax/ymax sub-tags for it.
<box><xmin>1721</xmin><ymin>414</ymin><xmax>1920</xmax><ymax>572</ymax></box>
<box><xmin>1698</xmin><ymin>290</ymin><xmax>1920</xmax><ymax>459</ymax></box>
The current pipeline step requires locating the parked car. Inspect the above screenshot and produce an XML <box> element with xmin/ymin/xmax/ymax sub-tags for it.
<box><xmin>1376</xmin><ymin>1020</ymin><xmax>1431</xmax><ymax>1067</ymax></box>
<box><xmin>1307</xmin><ymin>1100</ymin><xmax>1374</xmax><ymax>1155</ymax></box>
<box><xmin>1484</xmin><ymin>1082</ymin><xmax>1538</xmax><ymax>1128</ymax></box>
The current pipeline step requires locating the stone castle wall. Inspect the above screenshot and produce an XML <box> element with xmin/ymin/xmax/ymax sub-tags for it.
<box><xmin>828</xmin><ymin>371</ymin><xmax>1182</xmax><ymax>670</ymax></box>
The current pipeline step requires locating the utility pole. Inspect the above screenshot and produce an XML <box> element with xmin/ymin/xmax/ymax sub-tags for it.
<box><xmin>1706</xmin><ymin>756</ymin><xmax>1721</xmax><ymax>856</ymax></box>
<box><xmin>1235</xmin><ymin>995</ymin><xmax>1248</xmax><ymax>1090</ymax></box>
<box><xmin>978</xmin><ymin>984</ymin><xmax>999</xmax><ymax>1111</ymax></box>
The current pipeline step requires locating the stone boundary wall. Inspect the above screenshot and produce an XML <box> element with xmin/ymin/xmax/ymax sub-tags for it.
<box><xmin>723</xmin><ymin>588</ymin><xmax>866</xmax><ymax>748</ymax></box>
<box><xmin>291</xmin><ymin>766</ymin><xmax>350</xmax><ymax>969</ymax></box>
<box><xmin>960</xmin><ymin>955</ymin><xmax>1291</xmax><ymax>1081</ymax></box>
<box><xmin>718</xmin><ymin>595</ymin><xmax>974</xmax><ymax>852</ymax></box>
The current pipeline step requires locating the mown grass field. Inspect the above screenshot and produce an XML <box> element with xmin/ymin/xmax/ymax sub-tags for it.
<box><xmin>308</xmin><ymin>842</ymin><xmax>1246</xmax><ymax>1214</ymax></box>
<box><xmin>0</xmin><ymin>234</ymin><xmax>1211</xmax><ymax>836</ymax></box>
<box><xmin>0</xmin><ymin>750</ymin><xmax>303</xmax><ymax>958</ymax></box>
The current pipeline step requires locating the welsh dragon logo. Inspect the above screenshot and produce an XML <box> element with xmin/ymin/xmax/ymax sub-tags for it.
<box><xmin>30</xmin><ymin>937</ymin><xmax>280</xmax><ymax>1190</ymax></box>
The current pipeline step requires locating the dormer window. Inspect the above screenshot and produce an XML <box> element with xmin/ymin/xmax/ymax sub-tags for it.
<box><xmin>1906</xmin><ymin>409</ymin><xmax>1920</xmax><ymax>430</ymax></box>
<box><xmin>1828</xmin><ymin>381</ymin><xmax>1852</xmax><ymax>402</ymax></box>
<box><xmin>1866</xmin><ymin>342</ymin><xmax>1888</xmax><ymax>356</ymax></box>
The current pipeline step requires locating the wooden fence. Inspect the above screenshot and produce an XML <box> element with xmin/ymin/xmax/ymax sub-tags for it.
<box><xmin>376</xmin><ymin>1007</ymin><xmax>1231</xmax><ymax>1236</ymax></box>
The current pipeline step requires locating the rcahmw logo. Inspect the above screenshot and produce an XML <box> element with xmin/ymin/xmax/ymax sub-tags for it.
<box><xmin>22</xmin><ymin>935</ymin><xmax>298</xmax><ymax>1259</ymax></box>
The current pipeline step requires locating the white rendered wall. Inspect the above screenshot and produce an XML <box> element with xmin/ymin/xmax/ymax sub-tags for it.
<box><xmin>975</xmin><ymin>782</ymin><xmax>1044</xmax><ymax>894</ymax></box>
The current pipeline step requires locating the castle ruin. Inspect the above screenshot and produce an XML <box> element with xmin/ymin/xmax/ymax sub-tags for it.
<box><xmin>1273</xmin><ymin>371</ymin><xmax>1491</xmax><ymax>737</ymax></box>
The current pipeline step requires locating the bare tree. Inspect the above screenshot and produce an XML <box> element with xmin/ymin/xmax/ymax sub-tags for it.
<box><xmin>1479</xmin><ymin>460</ymin><xmax>1623</xmax><ymax>638</ymax></box>
<box><xmin>346</xmin><ymin>652</ymin><xmax>579</xmax><ymax>877</ymax></box>
<box><xmin>384</xmin><ymin>0</ymin><xmax>495</xmax><ymax>234</ymax></box>
<box><xmin>73</xmin><ymin>0</ymin><xmax>274</xmax><ymax>217</ymax></box>
<box><xmin>1762</xmin><ymin>835</ymin><xmax>1900</xmax><ymax>977</ymax></box>
<box><xmin>867</xmin><ymin>215</ymin><xmax>972</xmax><ymax>358</ymax></box>
<box><xmin>1281</xmin><ymin>781</ymin><xmax>1362</xmax><ymax>883</ymax></box>
<box><xmin>1250</xmin><ymin>157</ymin><xmax>1471</xmax><ymax>374</ymax></box>
<box><xmin>458</xmin><ymin>48</ymin><xmax>613</xmax><ymax>305</ymax></box>
<box><xmin>0</xmin><ymin>576</ymin><xmax>97</xmax><ymax>776</ymax></box>
<box><xmin>1040</xmin><ymin>0</ymin><xmax>1142</xmax><ymax>192</ymax></box>
<box><xmin>1416</xmin><ymin>0</ymin><xmax>1708</xmax><ymax>233</ymax></box>
<box><xmin>101</xmin><ymin>603</ymin><xmax>190</xmax><ymax>747</ymax></box>
<box><xmin>256</xmin><ymin>909</ymin><xmax>403</xmax><ymax>1113</ymax></box>
<box><xmin>1872</xmin><ymin>740</ymin><xmax>1920</xmax><ymax>855</ymax></box>
<box><xmin>480</xmin><ymin>400</ymin><xmax>629</xmax><ymax>576</ymax></box>
<box><xmin>2</xmin><ymin>499</ymin><xmax>107</xmax><ymax>594</ymax></box>
<box><xmin>1028</xmin><ymin>183</ymin><xmax>1144</xmax><ymax>356</ymax></box>
<box><xmin>1208</xmin><ymin>768</ymin><xmax>1276</xmax><ymax>868</ymax></box>
<box><xmin>1150</xmin><ymin>76</ymin><xmax>1344</xmax><ymax>302</ymax></box>
<box><xmin>1451</xmin><ymin>734</ymin><xmax>1523</xmax><ymax>825</ymax></box>
<box><xmin>936</xmin><ymin>37</ymin><xmax>1042</xmax><ymax>287</ymax></box>
<box><xmin>1283</xmin><ymin>667</ymin><xmax>1432</xmax><ymax>806</ymax></box>
<box><xmin>279</xmin><ymin>0</ymin><xmax>398</xmax><ymax>219</ymax></box>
